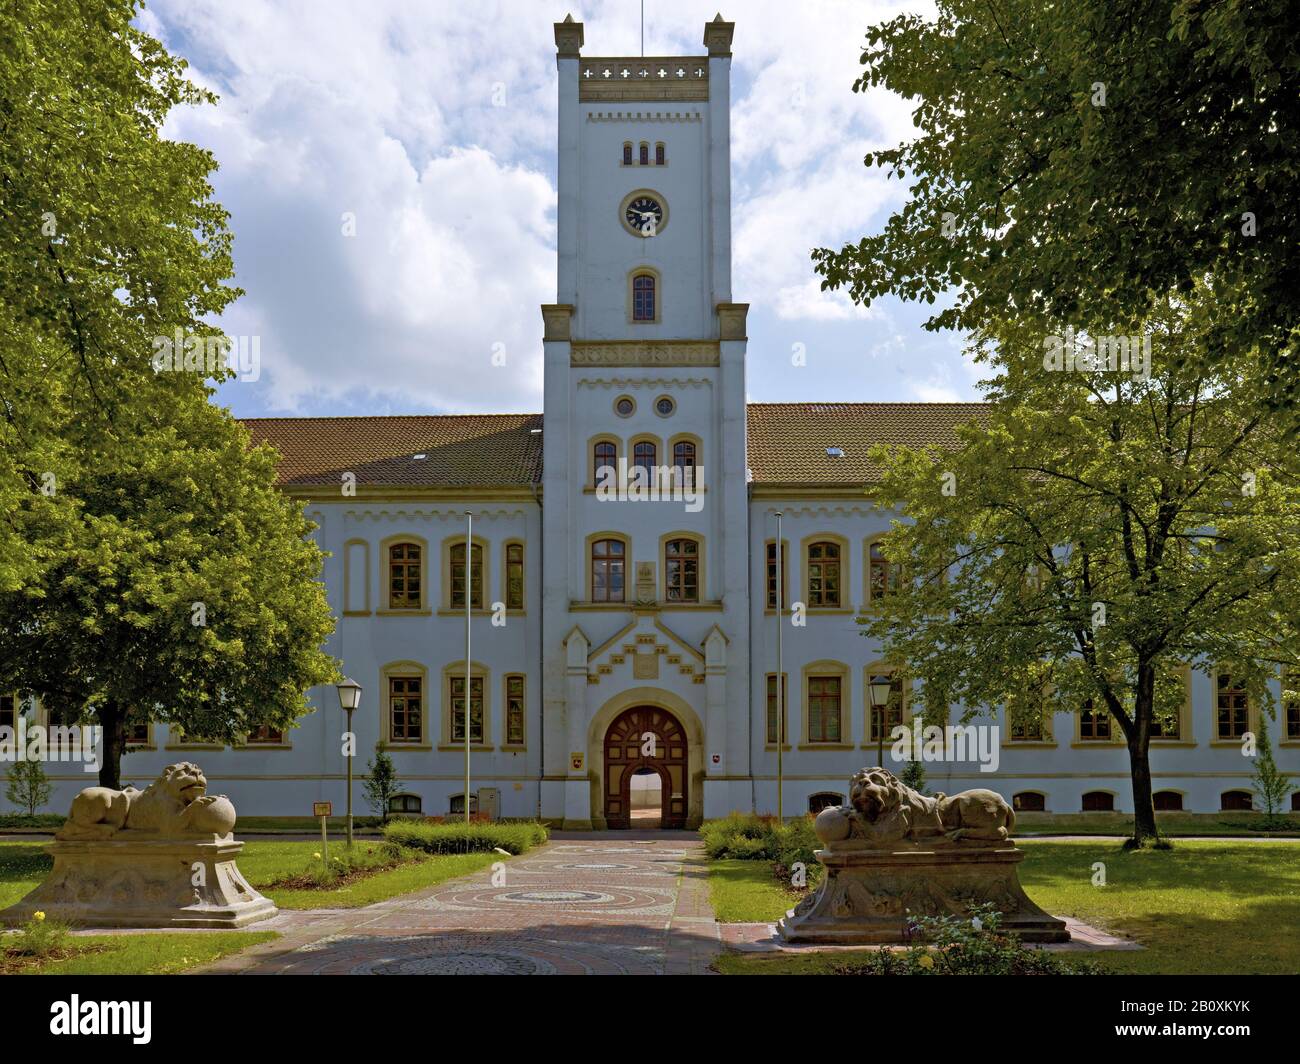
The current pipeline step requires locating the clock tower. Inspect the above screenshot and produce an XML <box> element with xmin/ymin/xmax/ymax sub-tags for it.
<box><xmin>540</xmin><ymin>14</ymin><xmax>752</xmax><ymax>827</ymax></box>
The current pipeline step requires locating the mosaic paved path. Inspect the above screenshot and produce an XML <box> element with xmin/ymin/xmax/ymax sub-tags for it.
<box><xmin>200</xmin><ymin>832</ymin><xmax>720</xmax><ymax>976</ymax></box>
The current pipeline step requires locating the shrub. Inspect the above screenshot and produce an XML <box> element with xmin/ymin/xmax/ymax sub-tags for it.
<box><xmin>6</xmin><ymin>912</ymin><xmax>73</xmax><ymax>959</ymax></box>
<box><xmin>0</xmin><ymin>813</ymin><xmax>65</xmax><ymax>829</ymax></box>
<box><xmin>832</xmin><ymin>904</ymin><xmax>1103</xmax><ymax>976</ymax></box>
<box><xmin>701</xmin><ymin>812</ymin><xmax>818</xmax><ymax>868</ymax></box>
<box><xmin>273</xmin><ymin>842</ymin><xmax>407</xmax><ymax>889</ymax></box>
<box><xmin>384</xmin><ymin>819</ymin><xmax>548</xmax><ymax>855</ymax></box>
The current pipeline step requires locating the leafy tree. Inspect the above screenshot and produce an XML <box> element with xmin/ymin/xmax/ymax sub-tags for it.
<box><xmin>0</xmin><ymin>0</ymin><xmax>338</xmax><ymax>787</ymax></box>
<box><xmin>861</xmin><ymin>300</ymin><xmax>1300</xmax><ymax>845</ymax></box>
<box><xmin>814</xmin><ymin>0</ymin><xmax>1300</xmax><ymax>411</ymax></box>
<box><xmin>1251</xmin><ymin>716</ymin><xmax>1294</xmax><ymax>825</ymax></box>
<box><xmin>5</xmin><ymin>759</ymin><xmax>51</xmax><ymax>817</ymax></box>
<box><xmin>898</xmin><ymin>757</ymin><xmax>927</xmax><ymax>797</ymax></box>
<box><xmin>362</xmin><ymin>743</ymin><xmax>402</xmax><ymax>823</ymax></box>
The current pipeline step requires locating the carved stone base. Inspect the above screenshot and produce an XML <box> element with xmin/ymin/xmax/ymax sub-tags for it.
<box><xmin>0</xmin><ymin>836</ymin><xmax>278</xmax><ymax>930</ymax></box>
<box><xmin>776</xmin><ymin>844</ymin><xmax>1069</xmax><ymax>944</ymax></box>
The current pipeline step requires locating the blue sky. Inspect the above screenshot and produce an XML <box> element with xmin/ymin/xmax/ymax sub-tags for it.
<box><xmin>141</xmin><ymin>0</ymin><xmax>978</xmax><ymax>419</ymax></box>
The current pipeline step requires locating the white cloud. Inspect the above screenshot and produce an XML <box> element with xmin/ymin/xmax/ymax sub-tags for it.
<box><xmin>144</xmin><ymin>0</ymin><xmax>937</xmax><ymax>413</ymax></box>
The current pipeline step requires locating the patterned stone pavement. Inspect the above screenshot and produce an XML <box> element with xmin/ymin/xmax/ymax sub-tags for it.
<box><xmin>198</xmin><ymin>831</ymin><xmax>721</xmax><ymax>976</ymax></box>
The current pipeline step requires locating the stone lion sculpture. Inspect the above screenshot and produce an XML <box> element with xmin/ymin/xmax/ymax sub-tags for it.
<box><xmin>55</xmin><ymin>762</ymin><xmax>237</xmax><ymax>841</ymax></box>
<box><xmin>814</xmin><ymin>766</ymin><xmax>1015</xmax><ymax>848</ymax></box>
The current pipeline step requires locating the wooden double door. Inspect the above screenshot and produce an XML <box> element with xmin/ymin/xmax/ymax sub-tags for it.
<box><xmin>603</xmin><ymin>706</ymin><xmax>687</xmax><ymax>829</ymax></box>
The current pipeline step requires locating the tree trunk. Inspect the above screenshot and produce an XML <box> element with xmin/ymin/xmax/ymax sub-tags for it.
<box><xmin>1128</xmin><ymin>664</ymin><xmax>1160</xmax><ymax>844</ymax></box>
<box><xmin>1127</xmin><ymin>737</ymin><xmax>1159</xmax><ymax>844</ymax></box>
<box><xmin>98</xmin><ymin>700</ymin><xmax>125</xmax><ymax>790</ymax></box>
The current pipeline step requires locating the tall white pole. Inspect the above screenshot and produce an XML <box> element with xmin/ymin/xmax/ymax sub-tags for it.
<box><xmin>775</xmin><ymin>510</ymin><xmax>783</xmax><ymax>823</ymax></box>
<box><xmin>465</xmin><ymin>510</ymin><xmax>472</xmax><ymax>827</ymax></box>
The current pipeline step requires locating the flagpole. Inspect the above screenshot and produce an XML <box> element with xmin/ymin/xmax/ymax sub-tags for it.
<box><xmin>465</xmin><ymin>510</ymin><xmax>472</xmax><ymax>826</ymax></box>
<box><xmin>775</xmin><ymin>510</ymin><xmax>784</xmax><ymax>823</ymax></box>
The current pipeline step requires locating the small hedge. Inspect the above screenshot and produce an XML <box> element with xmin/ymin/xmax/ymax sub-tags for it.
<box><xmin>384</xmin><ymin>819</ymin><xmax>549</xmax><ymax>855</ymax></box>
<box><xmin>0</xmin><ymin>814</ymin><xmax>65</xmax><ymax>829</ymax></box>
<box><xmin>701</xmin><ymin>812</ymin><xmax>819</xmax><ymax>873</ymax></box>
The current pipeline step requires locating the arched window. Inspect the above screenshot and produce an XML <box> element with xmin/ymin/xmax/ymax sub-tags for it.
<box><xmin>632</xmin><ymin>273</ymin><xmax>656</xmax><ymax>321</ymax></box>
<box><xmin>388</xmin><ymin>793</ymin><xmax>422</xmax><ymax>815</ymax></box>
<box><xmin>639</xmin><ymin>141</ymin><xmax>649</xmax><ymax>165</ymax></box>
<box><xmin>806</xmin><ymin>540</ymin><xmax>841</xmax><ymax>608</ymax></box>
<box><xmin>591</xmin><ymin>538</ymin><xmax>626</xmax><ymax>603</ymax></box>
<box><xmin>1153</xmin><ymin>791</ymin><xmax>1183</xmax><ymax>811</ymax></box>
<box><xmin>633</xmin><ymin>440</ymin><xmax>657</xmax><ymax>474</ymax></box>
<box><xmin>449</xmin><ymin>542</ymin><xmax>483</xmax><ymax>609</ymax></box>
<box><xmin>655</xmin><ymin>141</ymin><xmax>666</xmax><ymax>165</ymax></box>
<box><xmin>1220</xmin><ymin>789</ymin><xmax>1253</xmax><ymax>811</ymax></box>
<box><xmin>672</xmin><ymin>440</ymin><xmax>697</xmax><ymax>486</ymax></box>
<box><xmin>868</xmin><ymin>540</ymin><xmax>901</xmax><ymax>602</ymax></box>
<box><xmin>664</xmin><ymin>537</ymin><xmax>700</xmax><ymax>603</ymax></box>
<box><xmin>388</xmin><ymin>542</ymin><xmax>422</xmax><ymax>609</ymax></box>
<box><xmin>1082</xmin><ymin>791</ymin><xmax>1114</xmax><ymax>812</ymax></box>
<box><xmin>622</xmin><ymin>141</ymin><xmax>633</xmax><ymax>165</ymax></box>
<box><xmin>449</xmin><ymin>793</ymin><xmax>479</xmax><ymax>815</ymax></box>
<box><xmin>1013</xmin><ymin>791</ymin><xmax>1046</xmax><ymax>812</ymax></box>
<box><xmin>594</xmin><ymin>440</ymin><xmax>617</xmax><ymax>484</ymax></box>
<box><xmin>388</xmin><ymin>674</ymin><xmax>423</xmax><ymax>745</ymax></box>
<box><xmin>808</xmin><ymin>792</ymin><xmax>842</xmax><ymax>814</ymax></box>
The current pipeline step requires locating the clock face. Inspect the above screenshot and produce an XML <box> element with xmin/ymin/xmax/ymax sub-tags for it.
<box><xmin>625</xmin><ymin>194</ymin><xmax>664</xmax><ymax>236</ymax></box>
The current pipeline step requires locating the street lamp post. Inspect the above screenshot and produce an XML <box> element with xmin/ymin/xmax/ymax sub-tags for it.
<box><xmin>869</xmin><ymin>676</ymin><xmax>893</xmax><ymax>769</ymax></box>
<box><xmin>336</xmin><ymin>677</ymin><xmax>362</xmax><ymax>848</ymax></box>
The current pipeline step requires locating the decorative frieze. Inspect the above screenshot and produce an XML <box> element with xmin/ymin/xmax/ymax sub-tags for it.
<box><xmin>571</xmin><ymin>340</ymin><xmax>719</xmax><ymax>367</ymax></box>
<box><xmin>579</xmin><ymin>57</ymin><xmax>710</xmax><ymax>102</ymax></box>
<box><xmin>587</xmin><ymin>111</ymin><xmax>703</xmax><ymax>123</ymax></box>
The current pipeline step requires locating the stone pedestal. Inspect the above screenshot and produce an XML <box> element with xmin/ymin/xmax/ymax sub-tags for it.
<box><xmin>0</xmin><ymin>835</ymin><xmax>278</xmax><ymax>930</ymax></box>
<box><xmin>777</xmin><ymin>844</ymin><xmax>1068</xmax><ymax>944</ymax></box>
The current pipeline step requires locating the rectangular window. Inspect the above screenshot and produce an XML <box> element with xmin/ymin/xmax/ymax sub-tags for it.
<box><xmin>765</xmin><ymin>542</ymin><xmax>788</xmax><ymax>609</ymax></box>
<box><xmin>867</xmin><ymin>674</ymin><xmax>904</xmax><ymax>742</ymax></box>
<box><xmin>1216</xmin><ymin>672</ymin><xmax>1249</xmax><ymax>739</ymax></box>
<box><xmin>505</xmin><ymin>544</ymin><xmax>524</xmax><ymax>611</ymax></box>
<box><xmin>765</xmin><ymin>674</ymin><xmax>787</xmax><ymax>744</ymax></box>
<box><xmin>665</xmin><ymin>538</ymin><xmax>699</xmax><ymax>603</ymax></box>
<box><xmin>389</xmin><ymin>676</ymin><xmax>423</xmax><ymax>744</ymax></box>
<box><xmin>450</xmin><ymin>675</ymin><xmax>484</xmax><ymax>744</ymax></box>
<box><xmin>0</xmin><ymin>693</ymin><xmax>14</xmax><ymax>732</ymax></box>
<box><xmin>1285</xmin><ymin>669</ymin><xmax>1300</xmax><ymax>740</ymax></box>
<box><xmin>505</xmin><ymin>674</ymin><xmax>525</xmax><ymax>746</ymax></box>
<box><xmin>1079</xmin><ymin>702</ymin><xmax>1110</xmax><ymax>740</ymax></box>
<box><xmin>868</xmin><ymin>541</ymin><xmax>901</xmax><ymax>601</ymax></box>
<box><xmin>808</xmin><ymin>676</ymin><xmax>842</xmax><ymax>743</ymax></box>
<box><xmin>388</xmin><ymin>543</ymin><xmax>422</xmax><ymax>609</ymax></box>
<box><xmin>806</xmin><ymin>542</ymin><xmax>841</xmax><ymax>608</ymax></box>
<box><xmin>246</xmin><ymin>725</ymin><xmax>284</xmax><ymax>744</ymax></box>
<box><xmin>450</xmin><ymin>543</ymin><xmax>483</xmax><ymax>609</ymax></box>
<box><xmin>1009</xmin><ymin>692</ymin><xmax>1046</xmax><ymax>741</ymax></box>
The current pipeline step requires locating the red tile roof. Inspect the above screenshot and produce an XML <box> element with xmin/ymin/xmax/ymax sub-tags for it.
<box><xmin>242</xmin><ymin>403</ymin><xmax>988</xmax><ymax>490</ymax></box>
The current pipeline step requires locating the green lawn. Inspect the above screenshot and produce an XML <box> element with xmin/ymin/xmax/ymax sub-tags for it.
<box><xmin>3</xmin><ymin>932</ymin><xmax>278</xmax><ymax>975</ymax></box>
<box><xmin>1</xmin><ymin>839</ymin><xmax>500</xmax><ymax>912</ymax></box>
<box><xmin>710</xmin><ymin>839</ymin><xmax>1300</xmax><ymax>975</ymax></box>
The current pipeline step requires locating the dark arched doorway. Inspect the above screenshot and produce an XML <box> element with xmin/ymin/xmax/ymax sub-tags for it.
<box><xmin>603</xmin><ymin>705</ymin><xmax>687</xmax><ymax>829</ymax></box>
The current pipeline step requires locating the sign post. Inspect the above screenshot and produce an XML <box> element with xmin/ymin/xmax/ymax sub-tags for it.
<box><xmin>314</xmin><ymin>801</ymin><xmax>332</xmax><ymax>866</ymax></box>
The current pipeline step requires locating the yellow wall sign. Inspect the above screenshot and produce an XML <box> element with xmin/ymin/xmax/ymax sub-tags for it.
<box><xmin>313</xmin><ymin>802</ymin><xmax>333</xmax><ymax>818</ymax></box>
